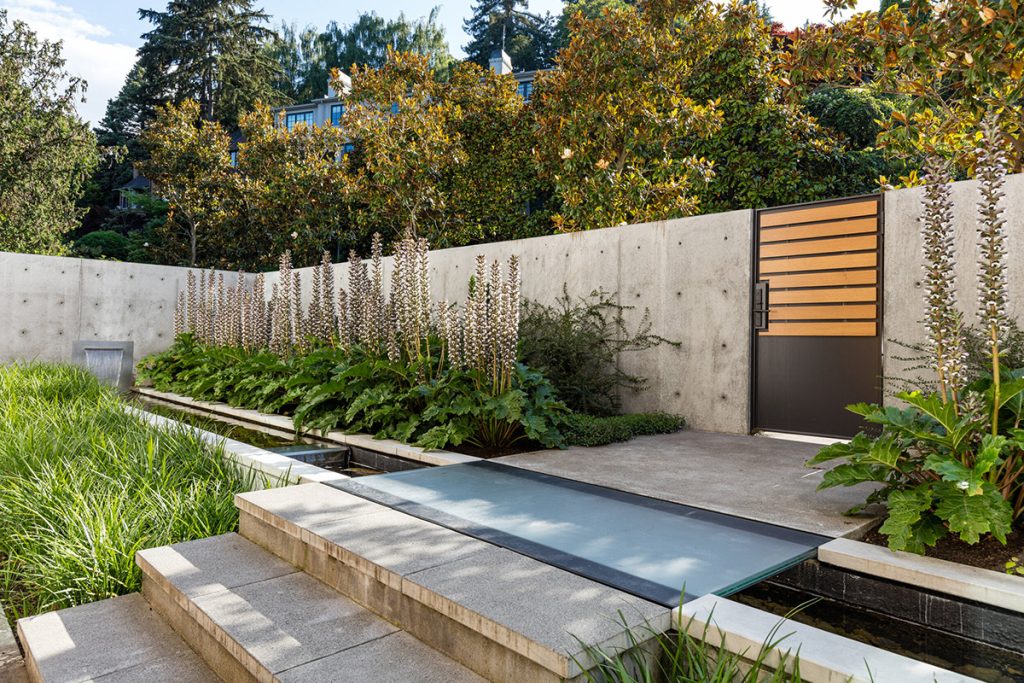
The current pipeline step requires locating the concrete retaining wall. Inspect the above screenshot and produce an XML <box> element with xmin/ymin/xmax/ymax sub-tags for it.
<box><xmin>270</xmin><ymin>209</ymin><xmax>754</xmax><ymax>434</ymax></box>
<box><xmin>5</xmin><ymin>173</ymin><xmax>1024</xmax><ymax>434</ymax></box>
<box><xmin>0</xmin><ymin>254</ymin><xmax>239</xmax><ymax>366</ymax></box>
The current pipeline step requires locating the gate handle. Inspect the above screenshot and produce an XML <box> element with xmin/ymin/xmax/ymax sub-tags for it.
<box><xmin>753</xmin><ymin>281</ymin><xmax>769</xmax><ymax>331</ymax></box>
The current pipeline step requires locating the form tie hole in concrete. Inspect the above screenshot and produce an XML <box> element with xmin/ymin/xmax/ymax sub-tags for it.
<box><xmin>722</xmin><ymin>343</ymin><xmax>727</xmax><ymax>349</ymax></box>
<box><xmin>676</xmin><ymin>291</ymin><xmax>682</xmax><ymax>297</ymax></box>
<box><xmin>674</xmin><ymin>390</ymin><xmax>681</xmax><ymax>397</ymax></box>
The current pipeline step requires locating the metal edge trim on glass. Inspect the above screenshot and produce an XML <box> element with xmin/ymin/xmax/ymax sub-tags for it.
<box><xmin>329</xmin><ymin>461</ymin><xmax>828</xmax><ymax>607</ymax></box>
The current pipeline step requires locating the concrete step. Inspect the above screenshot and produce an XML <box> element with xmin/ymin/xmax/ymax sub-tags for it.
<box><xmin>16</xmin><ymin>593</ymin><xmax>217</xmax><ymax>682</ymax></box>
<box><xmin>235</xmin><ymin>483</ymin><xmax>672</xmax><ymax>683</ymax></box>
<box><xmin>137</xmin><ymin>532</ymin><xmax>484</xmax><ymax>683</ymax></box>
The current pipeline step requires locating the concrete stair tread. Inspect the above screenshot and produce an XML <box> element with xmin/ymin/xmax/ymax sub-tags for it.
<box><xmin>237</xmin><ymin>484</ymin><xmax>671</xmax><ymax>679</ymax></box>
<box><xmin>139</xmin><ymin>531</ymin><xmax>484</xmax><ymax>682</ymax></box>
<box><xmin>16</xmin><ymin>593</ymin><xmax>216</xmax><ymax>683</ymax></box>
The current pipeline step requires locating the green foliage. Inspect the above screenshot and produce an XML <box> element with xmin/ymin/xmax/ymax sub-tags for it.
<box><xmin>563</xmin><ymin>413</ymin><xmax>685</xmax><ymax>447</ymax></box>
<box><xmin>140</xmin><ymin>100</ymin><xmax>234</xmax><ymax>266</ymax></box>
<box><xmin>139</xmin><ymin>335</ymin><xmax>570</xmax><ymax>451</ymax></box>
<box><xmin>268</xmin><ymin>11</ymin><xmax>454</xmax><ymax>104</ymax></box>
<box><xmin>573</xmin><ymin>608</ymin><xmax>806</xmax><ymax>683</ymax></box>
<box><xmin>137</xmin><ymin>0</ymin><xmax>284</xmax><ymax>126</ymax></box>
<box><xmin>804</xmin><ymin>86</ymin><xmax>909</xmax><ymax>149</ymax></box>
<box><xmin>533</xmin><ymin>0</ymin><xmax>722</xmax><ymax>230</ymax></box>
<box><xmin>463</xmin><ymin>0</ymin><xmax>558</xmax><ymax>72</ymax></box>
<box><xmin>339</xmin><ymin>51</ymin><xmax>544</xmax><ymax>246</ymax></box>
<box><xmin>0</xmin><ymin>10</ymin><xmax>98</xmax><ymax>255</ymax></box>
<box><xmin>808</xmin><ymin>384</ymin><xmax>1024</xmax><ymax>553</ymax></box>
<box><xmin>0</xmin><ymin>363</ymin><xmax>269</xmax><ymax>621</ymax></box>
<box><xmin>784</xmin><ymin>0</ymin><xmax>1024</xmax><ymax>175</ymax></box>
<box><xmin>74</xmin><ymin>230</ymin><xmax>131</xmax><ymax>260</ymax></box>
<box><xmin>519</xmin><ymin>287</ymin><xmax>677</xmax><ymax>416</ymax></box>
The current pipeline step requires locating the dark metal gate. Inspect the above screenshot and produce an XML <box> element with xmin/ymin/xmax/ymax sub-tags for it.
<box><xmin>751</xmin><ymin>195</ymin><xmax>883</xmax><ymax>438</ymax></box>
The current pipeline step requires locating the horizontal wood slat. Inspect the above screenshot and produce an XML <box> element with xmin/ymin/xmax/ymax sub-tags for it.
<box><xmin>769</xmin><ymin>287</ymin><xmax>877</xmax><ymax>305</ymax></box>
<box><xmin>759</xmin><ymin>252</ymin><xmax>876</xmax><ymax>275</ymax></box>
<box><xmin>763</xmin><ymin>270</ymin><xmax>877</xmax><ymax>289</ymax></box>
<box><xmin>758</xmin><ymin>199</ymin><xmax>878</xmax><ymax>228</ymax></box>
<box><xmin>760</xmin><ymin>234</ymin><xmax>877</xmax><ymax>259</ymax></box>
<box><xmin>759</xmin><ymin>217</ymin><xmax>878</xmax><ymax>243</ymax></box>
<box><xmin>769</xmin><ymin>304</ymin><xmax>876</xmax><ymax>321</ymax></box>
<box><xmin>759</xmin><ymin>321</ymin><xmax>877</xmax><ymax>337</ymax></box>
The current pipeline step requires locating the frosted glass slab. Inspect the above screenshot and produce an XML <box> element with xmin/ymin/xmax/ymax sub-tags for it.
<box><xmin>331</xmin><ymin>461</ymin><xmax>825</xmax><ymax>605</ymax></box>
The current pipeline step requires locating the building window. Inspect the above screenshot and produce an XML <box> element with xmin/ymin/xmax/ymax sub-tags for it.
<box><xmin>390</xmin><ymin>102</ymin><xmax>399</xmax><ymax>114</ymax></box>
<box><xmin>229</xmin><ymin>151</ymin><xmax>238</xmax><ymax>167</ymax></box>
<box><xmin>343</xmin><ymin>142</ymin><xmax>355</xmax><ymax>155</ymax></box>
<box><xmin>331</xmin><ymin>104</ymin><xmax>344</xmax><ymax>126</ymax></box>
<box><xmin>285</xmin><ymin>110</ymin><xmax>315</xmax><ymax>131</ymax></box>
<box><xmin>517</xmin><ymin>81</ymin><xmax>534</xmax><ymax>102</ymax></box>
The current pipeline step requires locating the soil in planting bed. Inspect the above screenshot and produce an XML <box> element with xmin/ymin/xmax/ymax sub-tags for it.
<box><xmin>861</xmin><ymin>524</ymin><xmax>1024</xmax><ymax>573</ymax></box>
<box><xmin>448</xmin><ymin>442</ymin><xmax>544</xmax><ymax>459</ymax></box>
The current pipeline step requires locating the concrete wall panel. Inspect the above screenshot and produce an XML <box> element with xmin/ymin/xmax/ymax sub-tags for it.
<box><xmin>883</xmin><ymin>173</ymin><xmax>1024</xmax><ymax>393</ymax></box>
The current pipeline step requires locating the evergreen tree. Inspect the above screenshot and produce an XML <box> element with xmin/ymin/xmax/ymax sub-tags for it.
<box><xmin>137</xmin><ymin>0</ymin><xmax>283</xmax><ymax>126</ymax></box>
<box><xmin>463</xmin><ymin>0</ymin><xmax>557</xmax><ymax>71</ymax></box>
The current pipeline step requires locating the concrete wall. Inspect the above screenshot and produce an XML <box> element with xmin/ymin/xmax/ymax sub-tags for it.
<box><xmin>0</xmin><ymin>253</ymin><xmax>239</xmax><ymax>366</ymax></box>
<box><xmin>882</xmin><ymin>173</ymin><xmax>1024</xmax><ymax>392</ymax></box>
<box><xmin>274</xmin><ymin>210</ymin><xmax>754</xmax><ymax>434</ymax></box>
<box><xmin>6</xmin><ymin>171</ymin><xmax>1024</xmax><ymax>434</ymax></box>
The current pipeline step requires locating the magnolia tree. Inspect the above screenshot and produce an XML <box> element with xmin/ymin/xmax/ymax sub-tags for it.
<box><xmin>782</xmin><ymin>0</ymin><xmax>1024</xmax><ymax>174</ymax></box>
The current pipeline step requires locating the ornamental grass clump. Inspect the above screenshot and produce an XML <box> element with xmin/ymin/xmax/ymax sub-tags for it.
<box><xmin>0</xmin><ymin>363</ymin><xmax>268</xmax><ymax>623</ymax></box>
<box><xmin>809</xmin><ymin>117</ymin><xmax>1024</xmax><ymax>553</ymax></box>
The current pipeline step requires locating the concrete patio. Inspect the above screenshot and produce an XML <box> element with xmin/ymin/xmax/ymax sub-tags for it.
<box><xmin>497</xmin><ymin>430</ymin><xmax>879</xmax><ymax>538</ymax></box>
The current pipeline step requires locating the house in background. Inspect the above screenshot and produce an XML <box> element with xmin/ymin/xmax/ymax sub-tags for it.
<box><xmin>270</xmin><ymin>50</ymin><xmax>542</xmax><ymax>131</ymax></box>
<box><xmin>117</xmin><ymin>168</ymin><xmax>153</xmax><ymax>209</ymax></box>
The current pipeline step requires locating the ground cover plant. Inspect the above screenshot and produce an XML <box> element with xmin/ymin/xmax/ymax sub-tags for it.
<box><xmin>809</xmin><ymin>119</ymin><xmax>1024</xmax><ymax>554</ymax></box>
<box><xmin>0</xmin><ymin>363</ymin><xmax>268</xmax><ymax>624</ymax></box>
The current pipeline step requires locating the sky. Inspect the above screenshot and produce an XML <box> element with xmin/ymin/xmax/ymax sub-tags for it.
<box><xmin>3</xmin><ymin>0</ymin><xmax>860</xmax><ymax>126</ymax></box>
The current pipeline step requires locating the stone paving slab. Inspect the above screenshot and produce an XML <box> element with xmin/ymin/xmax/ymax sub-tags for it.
<box><xmin>189</xmin><ymin>571</ymin><xmax>398</xmax><ymax>677</ymax></box>
<box><xmin>137</xmin><ymin>532</ymin><xmax>297</xmax><ymax>601</ymax></box>
<box><xmin>241</xmin><ymin>484</ymin><xmax>670</xmax><ymax>680</ymax></box>
<box><xmin>0</xmin><ymin>602</ymin><xmax>27</xmax><ymax>683</ymax></box>
<box><xmin>236</xmin><ymin>484</ymin><xmax>381</xmax><ymax>533</ymax></box>
<box><xmin>16</xmin><ymin>593</ymin><xmax>215</xmax><ymax>683</ymax></box>
<box><xmin>498</xmin><ymin>430</ymin><xmax>880</xmax><ymax>538</ymax></box>
<box><xmin>305</xmin><ymin>507</ymin><xmax>493</xmax><ymax>578</ymax></box>
<box><xmin>404</xmin><ymin>545</ymin><xmax>670</xmax><ymax>678</ymax></box>
<box><xmin>276</xmin><ymin>631</ymin><xmax>486</xmax><ymax>683</ymax></box>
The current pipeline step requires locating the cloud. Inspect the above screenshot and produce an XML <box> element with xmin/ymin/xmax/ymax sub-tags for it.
<box><xmin>6</xmin><ymin>0</ymin><xmax>138</xmax><ymax>126</ymax></box>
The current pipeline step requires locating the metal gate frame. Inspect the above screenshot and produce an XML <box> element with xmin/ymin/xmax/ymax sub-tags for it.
<box><xmin>747</xmin><ymin>194</ymin><xmax>885</xmax><ymax>438</ymax></box>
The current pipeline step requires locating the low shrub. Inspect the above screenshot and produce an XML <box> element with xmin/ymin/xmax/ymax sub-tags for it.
<box><xmin>519</xmin><ymin>287</ymin><xmax>677</xmax><ymax>416</ymax></box>
<box><xmin>139</xmin><ymin>334</ymin><xmax>570</xmax><ymax>451</ymax></box>
<box><xmin>0</xmin><ymin>363</ymin><xmax>268</xmax><ymax>621</ymax></box>
<box><xmin>564</xmin><ymin>412</ymin><xmax>685</xmax><ymax>448</ymax></box>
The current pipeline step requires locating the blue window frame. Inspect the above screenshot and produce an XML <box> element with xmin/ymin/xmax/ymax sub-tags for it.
<box><xmin>342</xmin><ymin>142</ymin><xmax>355</xmax><ymax>154</ymax></box>
<box><xmin>390</xmin><ymin>102</ymin><xmax>399</xmax><ymax>114</ymax></box>
<box><xmin>229</xmin><ymin>151</ymin><xmax>238</xmax><ymax>167</ymax></box>
<box><xmin>517</xmin><ymin>81</ymin><xmax>534</xmax><ymax>102</ymax></box>
<box><xmin>331</xmin><ymin>104</ymin><xmax>344</xmax><ymax>126</ymax></box>
<box><xmin>284</xmin><ymin>110</ymin><xmax>315</xmax><ymax>131</ymax></box>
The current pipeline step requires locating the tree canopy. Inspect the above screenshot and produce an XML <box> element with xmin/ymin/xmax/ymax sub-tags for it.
<box><xmin>267</xmin><ymin>10</ymin><xmax>453</xmax><ymax>104</ymax></box>
<box><xmin>0</xmin><ymin>9</ymin><xmax>98</xmax><ymax>254</ymax></box>
<box><xmin>463</xmin><ymin>0</ymin><xmax>558</xmax><ymax>71</ymax></box>
<box><xmin>137</xmin><ymin>0</ymin><xmax>283</xmax><ymax>126</ymax></box>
